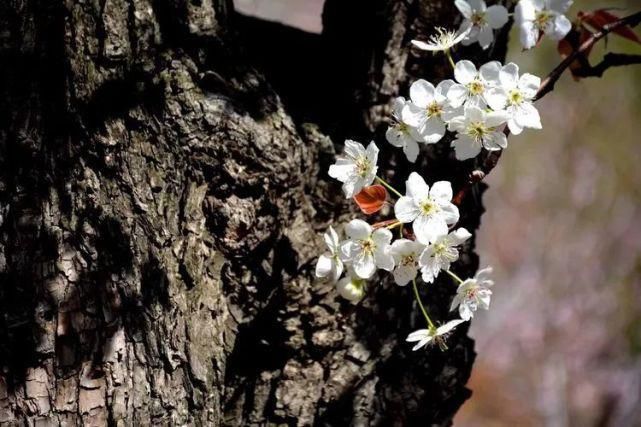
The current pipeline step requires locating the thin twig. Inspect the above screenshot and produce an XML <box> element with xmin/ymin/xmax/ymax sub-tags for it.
<box><xmin>453</xmin><ymin>11</ymin><xmax>641</xmax><ymax>205</ymax></box>
<box><xmin>574</xmin><ymin>52</ymin><xmax>641</xmax><ymax>78</ymax></box>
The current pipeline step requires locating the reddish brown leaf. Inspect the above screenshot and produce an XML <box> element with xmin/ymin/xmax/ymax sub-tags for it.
<box><xmin>557</xmin><ymin>28</ymin><xmax>594</xmax><ymax>80</ymax></box>
<box><xmin>354</xmin><ymin>185</ymin><xmax>387</xmax><ymax>215</ymax></box>
<box><xmin>579</xmin><ymin>9</ymin><xmax>641</xmax><ymax>44</ymax></box>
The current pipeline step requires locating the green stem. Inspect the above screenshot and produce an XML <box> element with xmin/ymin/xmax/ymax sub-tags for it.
<box><xmin>445</xmin><ymin>49</ymin><xmax>456</xmax><ymax>70</ymax></box>
<box><xmin>412</xmin><ymin>278</ymin><xmax>435</xmax><ymax>329</ymax></box>
<box><xmin>445</xmin><ymin>269</ymin><xmax>464</xmax><ymax>284</ymax></box>
<box><xmin>376</xmin><ymin>176</ymin><xmax>403</xmax><ymax>198</ymax></box>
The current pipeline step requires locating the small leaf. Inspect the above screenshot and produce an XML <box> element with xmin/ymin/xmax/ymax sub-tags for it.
<box><xmin>579</xmin><ymin>9</ymin><xmax>641</xmax><ymax>45</ymax></box>
<box><xmin>354</xmin><ymin>185</ymin><xmax>387</xmax><ymax>215</ymax></box>
<box><xmin>557</xmin><ymin>28</ymin><xmax>594</xmax><ymax>80</ymax></box>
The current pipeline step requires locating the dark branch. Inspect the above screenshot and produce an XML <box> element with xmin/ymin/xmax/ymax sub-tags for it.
<box><xmin>574</xmin><ymin>52</ymin><xmax>641</xmax><ymax>78</ymax></box>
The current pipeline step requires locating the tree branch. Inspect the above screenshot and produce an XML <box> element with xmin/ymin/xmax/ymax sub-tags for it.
<box><xmin>453</xmin><ymin>10</ymin><xmax>641</xmax><ymax>205</ymax></box>
<box><xmin>574</xmin><ymin>52</ymin><xmax>641</xmax><ymax>77</ymax></box>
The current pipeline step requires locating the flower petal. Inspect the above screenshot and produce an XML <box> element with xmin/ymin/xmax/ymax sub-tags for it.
<box><xmin>454</xmin><ymin>60</ymin><xmax>478</xmax><ymax>85</ymax></box>
<box><xmin>394</xmin><ymin>196</ymin><xmax>420</xmax><ymax>223</ymax></box>
<box><xmin>410</xmin><ymin>79</ymin><xmax>435</xmax><ymax>108</ymax></box>
<box><xmin>499</xmin><ymin>62</ymin><xmax>520</xmax><ymax>90</ymax></box>
<box><xmin>345</xmin><ymin>219</ymin><xmax>372</xmax><ymax>240</ymax></box>
<box><xmin>487</xmin><ymin>5</ymin><xmax>509</xmax><ymax>29</ymax></box>
<box><xmin>452</xmin><ymin>135</ymin><xmax>482</xmax><ymax>160</ymax></box>
<box><xmin>405</xmin><ymin>172</ymin><xmax>430</xmax><ymax>200</ymax></box>
<box><xmin>429</xmin><ymin>181</ymin><xmax>453</xmax><ymax>201</ymax></box>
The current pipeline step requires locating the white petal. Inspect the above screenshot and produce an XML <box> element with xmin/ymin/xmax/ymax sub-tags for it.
<box><xmin>393</xmin><ymin>265</ymin><xmax>417</xmax><ymax>286</ymax></box>
<box><xmin>315</xmin><ymin>254</ymin><xmax>334</xmax><ymax>278</ymax></box>
<box><xmin>336</xmin><ymin>277</ymin><xmax>365</xmax><ymax>302</ymax></box>
<box><xmin>394</xmin><ymin>196</ymin><xmax>420</xmax><ymax>223</ymax></box>
<box><xmin>447</xmin><ymin>83</ymin><xmax>468</xmax><ymax>108</ymax></box>
<box><xmin>515</xmin><ymin>102</ymin><xmax>542</xmax><ymax>129</ymax></box>
<box><xmin>403</xmin><ymin>139</ymin><xmax>420</xmax><ymax>163</ymax></box>
<box><xmin>499</xmin><ymin>63</ymin><xmax>520</xmax><ymax>90</ymax></box>
<box><xmin>353</xmin><ymin>253</ymin><xmax>376</xmax><ymax>279</ymax></box>
<box><xmin>454</xmin><ymin>60</ymin><xmax>478</xmax><ymax>85</ymax></box>
<box><xmin>328</xmin><ymin>159</ymin><xmax>353</xmax><ymax>182</ymax></box>
<box><xmin>414</xmin><ymin>215</ymin><xmax>448</xmax><ymax>245</ymax></box>
<box><xmin>449</xmin><ymin>227</ymin><xmax>472</xmax><ymax>245</ymax></box>
<box><xmin>407</xmin><ymin>329</ymin><xmax>430</xmax><ymax>342</ymax></box>
<box><xmin>479</xmin><ymin>61</ymin><xmax>501</xmax><ymax>85</ymax></box>
<box><xmin>439</xmin><ymin>203</ymin><xmax>460</xmax><ymax>225</ymax></box>
<box><xmin>410</xmin><ymin>79</ymin><xmax>435</xmax><ymax>108</ymax></box>
<box><xmin>549</xmin><ymin>0</ymin><xmax>573</xmax><ymax>13</ymax></box>
<box><xmin>483</xmin><ymin>131</ymin><xmax>508</xmax><ymax>150</ymax></box>
<box><xmin>459</xmin><ymin>303</ymin><xmax>474</xmax><ymax>321</ymax></box>
<box><xmin>411</xmin><ymin>40</ymin><xmax>440</xmax><ymax>51</ymax></box>
<box><xmin>485</xmin><ymin>110</ymin><xmax>509</xmax><ymax>127</ymax></box>
<box><xmin>507</xmin><ymin>117</ymin><xmax>524</xmax><ymax>135</ymax></box>
<box><xmin>486</xmin><ymin>5</ymin><xmax>508</xmax><ymax>29</ymax></box>
<box><xmin>452</xmin><ymin>135</ymin><xmax>482</xmax><ymax>160</ymax></box>
<box><xmin>455</xmin><ymin>0</ymin><xmax>473</xmax><ymax>18</ymax></box>
<box><xmin>343</xmin><ymin>140</ymin><xmax>364</xmax><ymax>159</ymax></box>
<box><xmin>549</xmin><ymin>14</ymin><xmax>572</xmax><ymax>40</ymax></box>
<box><xmin>520</xmin><ymin>22</ymin><xmax>539</xmax><ymax>50</ymax></box>
<box><xmin>436</xmin><ymin>79</ymin><xmax>456</xmax><ymax>98</ymax></box>
<box><xmin>342</xmin><ymin>176</ymin><xmax>361</xmax><ymax>198</ymax></box>
<box><xmin>385</xmin><ymin>126</ymin><xmax>405</xmax><ymax>147</ymax></box>
<box><xmin>421</xmin><ymin>116</ymin><xmax>446</xmax><ymax>143</ymax></box>
<box><xmin>437</xmin><ymin>319</ymin><xmax>466</xmax><ymax>335</ymax></box>
<box><xmin>468</xmin><ymin>0</ymin><xmax>486</xmax><ymax>11</ymax></box>
<box><xmin>429</xmin><ymin>181</ymin><xmax>453</xmax><ymax>201</ymax></box>
<box><xmin>401</xmin><ymin>103</ymin><xmax>426</xmax><ymax>128</ymax></box>
<box><xmin>515</xmin><ymin>0</ymin><xmax>536</xmax><ymax>22</ymax></box>
<box><xmin>374</xmin><ymin>249</ymin><xmax>395</xmax><ymax>271</ymax></box>
<box><xmin>485</xmin><ymin>87</ymin><xmax>507</xmax><ymax>111</ymax></box>
<box><xmin>325</xmin><ymin>226</ymin><xmax>339</xmax><ymax>251</ymax></box>
<box><xmin>477</xmin><ymin>25</ymin><xmax>494</xmax><ymax>50</ymax></box>
<box><xmin>371</xmin><ymin>228</ymin><xmax>392</xmax><ymax>246</ymax></box>
<box><xmin>345</xmin><ymin>219</ymin><xmax>372</xmax><ymax>240</ymax></box>
<box><xmin>405</xmin><ymin>172</ymin><xmax>430</xmax><ymax>200</ymax></box>
<box><xmin>365</xmin><ymin>141</ymin><xmax>379</xmax><ymax>164</ymax></box>
<box><xmin>518</xmin><ymin>73</ymin><xmax>541</xmax><ymax>99</ymax></box>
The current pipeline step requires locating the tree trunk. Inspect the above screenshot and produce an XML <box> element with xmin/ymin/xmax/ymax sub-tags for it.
<box><xmin>0</xmin><ymin>0</ymin><xmax>510</xmax><ymax>425</ymax></box>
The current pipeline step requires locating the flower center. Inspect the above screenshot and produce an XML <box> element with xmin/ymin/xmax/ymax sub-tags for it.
<box><xmin>426</xmin><ymin>101</ymin><xmax>442</xmax><ymax>118</ymax></box>
<box><xmin>433</xmin><ymin>242</ymin><xmax>447</xmax><ymax>255</ymax></box>
<box><xmin>355</xmin><ymin>156</ymin><xmax>371</xmax><ymax>178</ymax></box>
<box><xmin>534</xmin><ymin>10</ymin><xmax>553</xmax><ymax>30</ymax></box>
<box><xmin>507</xmin><ymin>89</ymin><xmax>524</xmax><ymax>106</ymax></box>
<box><xmin>467</xmin><ymin>121</ymin><xmax>490</xmax><ymax>141</ymax></box>
<box><xmin>360</xmin><ymin>238</ymin><xmax>376</xmax><ymax>255</ymax></box>
<box><xmin>470</xmin><ymin>11</ymin><xmax>486</xmax><ymax>26</ymax></box>
<box><xmin>398</xmin><ymin>122</ymin><xmax>410</xmax><ymax>134</ymax></box>
<box><xmin>466</xmin><ymin>287</ymin><xmax>478</xmax><ymax>299</ymax></box>
<box><xmin>401</xmin><ymin>254</ymin><xmax>416</xmax><ymax>267</ymax></box>
<box><xmin>467</xmin><ymin>79</ymin><xmax>485</xmax><ymax>96</ymax></box>
<box><xmin>420</xmin><ymin>199</ymin><xmax>439</xmax><ymax>216</ymax></box>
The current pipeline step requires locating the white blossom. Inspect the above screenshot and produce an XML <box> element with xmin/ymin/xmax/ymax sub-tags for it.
<box><xmin>411</xmin><ymin>25</ymin><xmax>470</xmax><ymax>52</ymax></box>
<box><xmin>449</xmin><ymin>105</ymin><xmax>509</xmax><ymax>160</ymax></box>
<box><xmin>389</xmin><ymin>239</ymin><xmax>426</xmax><ymax>286</ymax></box>
<box><xmin>340</xmin><ymin>219</ymin><xmax>395</xmax><ymax>279</ymax></box>
<box><xmin>336</xmin><ymin>271</ymin><xmax>367</xmax><ymax>303</ymax></box>
<box><xmin>486</xmin><ymin>63</ymin><xmax>542</xmax><ymax>135</ymax></box>
<box><xmin>315</xmin><ymin>226</ymin><xmax>344</xmax><ymax>283</ymax></box>
<box><xmin>455</xmin><ymin>0</ymin><xmax>509</xmax><ymax>50</ymax></box>
<box><xmin>419</xmin><ymin>228</ymin><xmax>472</xmax><ymax>283</ymax></box>
<box><xmin>328</xmin><ymin>140</ymin><xmax>379</xmax><ymax>198</ymax></box>
<box><xmin>402</xmin><ymin>79</ymin><xmax>461</xmax><ymax>144</ymax></box>
<box><xmin>450</xmin><ymin>267</ymin><xmax>494</xmax><ymax>320</ymax></box>
<box><xmin>515</xmin><ymin>0</ymin><xmax>573</xmax><ymax>50</ymax></box>
<box><xmin>406</xmin><ymin>319</ymin><xmax>466</xmax><ymax>351</ymax></box>
<box><xmin>385</xmin><ymin>97</ymin><xmax>422</xmax><ymax>163</ymax></box>
<box><xmin>447</xmin><ymin>60</ymin><xmax>501</xmax><ymax>109</ymax></box>
<box><xmin>394</xmin><ymin>173</ymin><xmax>459</xmax><ymax>245</ymax></box>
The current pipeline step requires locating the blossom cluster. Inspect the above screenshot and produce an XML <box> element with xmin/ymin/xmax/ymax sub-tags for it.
<box><xmin>316</xmin><ymin>0</ymin><xmax>572</xmax><ymax>352</ymax></box>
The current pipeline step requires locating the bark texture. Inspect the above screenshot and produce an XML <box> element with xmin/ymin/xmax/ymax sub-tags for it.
<box><xmin>0</xmin><ymin>0</ymin><xmax>510</xmax><ymax>425</ymax></box>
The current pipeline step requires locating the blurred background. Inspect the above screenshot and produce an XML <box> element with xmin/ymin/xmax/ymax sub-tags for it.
<box><xmin>235</xmin><ymin>1</ymin><xmax>641</xmax><ymax>425</ymax></box>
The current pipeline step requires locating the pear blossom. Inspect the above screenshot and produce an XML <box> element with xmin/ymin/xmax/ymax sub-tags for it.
<box><xmin>406</xmin><ymin>319</ymin><xmax>466</xmax><ymax>351</ymax></box>
<box><xmin>447</xmin><ymin>60</ymin><xmax>501</xmax><ymax>109</ymax></box>
<box><xmin>515</xmin><ymin>0</ymin><xmax>573</xmax><ymax>50</ymax></box>
<box><xmin>336</xmin><ymin>271</ymin><xmax>367</xmax><ymax>303</ymax></box>
<box><xmin>450</xmin><ymin>267</ymin><xmax>494</xmax><ymax>320</ymax></box>
<box><xmin>385</xmin><ymin>97</ymin><xmax>422</xmax><ymax>162</ymax></box>
<box><xmin>389</xmin><ymin>239</ymin><xmax>426</xmax><ymax>286</ymax></box>
<box><xmin>449</xmin><ymin>105</ymin><xmax>509</xmax><ymax>160</ymax></box>
<box><xmin>315</xmin><ymin>226</ymin><xmax>344</xmax><ymax>283</ymax></box>
<box><xmin>419</xmin><ymin>228</ymin><xmax>472</xmax><ymax>283</ymax></box>
<box><xmin>486</xmin><ymin>63</ymin><xmax>542</xmax><ymax>135</ymax></box>
<box><xmin>394</xmin><ymin>173</ymin><xmax>459</xmax><ymax>244</ymax></box>
<box><xmin>402</xmin><ymin>79</ymin><xmax>461</xmax><ymax>144</ymax></box>
<box><xmin>411</xmin><ymin>25</ymin><xmax>470</xmax><ymax>52</ymax></box>
<box><xmin>455</xmin><ymin>0</ymin><xmax>509</xmax><ymax>50</ymax></box>
<box><xmin>340</xmin><ymin>219</ymin><xmax>394</xmax><ymax>279</ymax></box>
<box><xmin>328</xmin><ymin>140</ymin><xmax>379</xmax><ymax>198</ymax></box>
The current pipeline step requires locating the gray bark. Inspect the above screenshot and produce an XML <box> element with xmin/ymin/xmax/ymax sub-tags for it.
<box><xmin>0</xmin><ymin>0</ymin><xmax>510</xmax><ymax>425</ymax></box>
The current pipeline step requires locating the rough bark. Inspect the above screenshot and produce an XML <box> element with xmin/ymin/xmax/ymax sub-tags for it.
<box><xmin>0</xmin><ymin>0</ymin><xmax>510</xmax><ymax>425</ymax></box>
